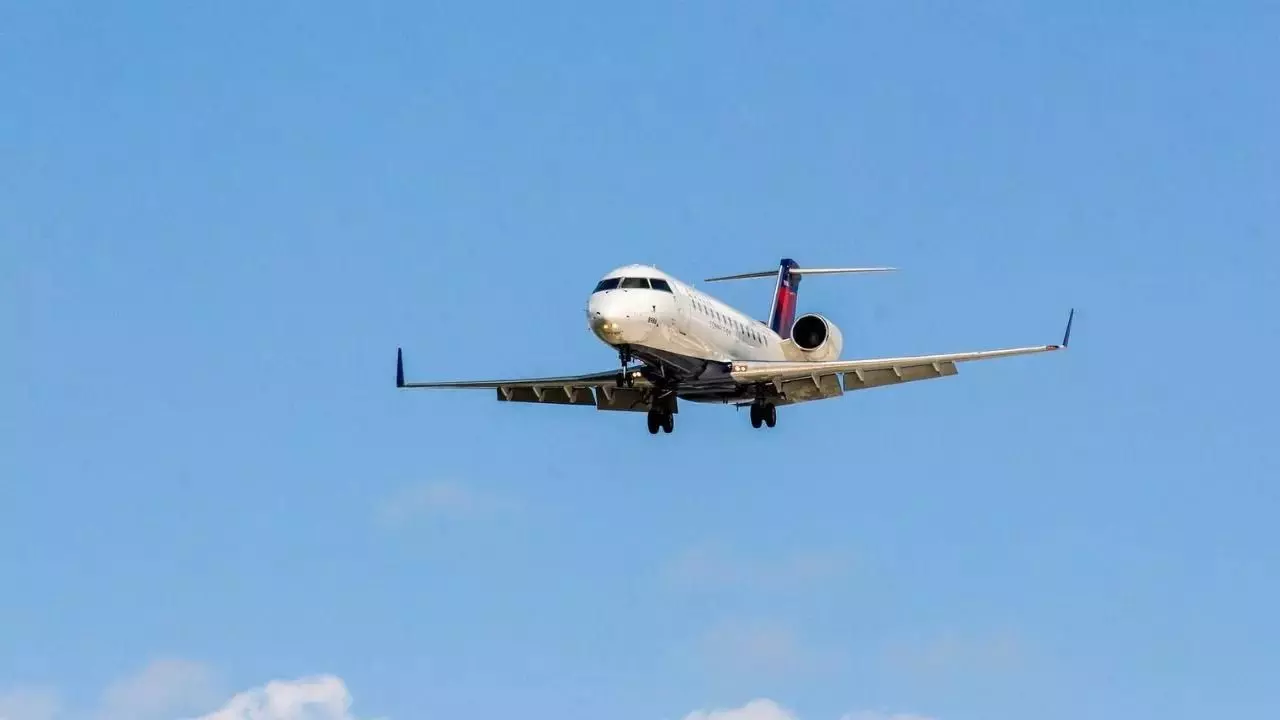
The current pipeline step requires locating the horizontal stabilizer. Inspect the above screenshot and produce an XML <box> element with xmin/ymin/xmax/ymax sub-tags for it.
<box><xmin>705</xmin><ymin>266</ymin><xmax>896</xmax><ymax>282</ymax></box>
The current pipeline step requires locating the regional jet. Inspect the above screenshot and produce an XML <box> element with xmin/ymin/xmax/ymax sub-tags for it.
<box><xmin>396</xmin><ymin>258</ymin><xmax>1073</xmax><ymax>434</ymax></box>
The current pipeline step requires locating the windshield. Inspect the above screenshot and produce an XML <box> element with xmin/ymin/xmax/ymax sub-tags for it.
<box><xmin>592</xmin><ymin>277</ymin><xmax>674</xmax><ymax>293</ymax></box>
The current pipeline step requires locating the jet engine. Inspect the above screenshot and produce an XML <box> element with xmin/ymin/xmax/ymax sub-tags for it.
<box><xmin>789</xmin><ymin>313</ymin><xmax>843</xmax><ymax>362</ymax></box>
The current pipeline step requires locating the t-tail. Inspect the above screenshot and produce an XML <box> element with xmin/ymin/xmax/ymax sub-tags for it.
<box><xmin>704</xmin><ymin>259</ymin><xmax>896</xmax><ymax>340</ymax></box>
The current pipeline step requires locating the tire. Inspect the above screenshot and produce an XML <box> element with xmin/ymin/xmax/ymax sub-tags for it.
<box><xmin>647</xmin><ymin>412</ymin><xmax>660</xmax><ymax>434</ymax></box>
<box><xmin>750</xmin><ymin>404</ymin><xmax>762</xmax><ymax>428</ymax></box>
<box><xmin>661</xmin><ymin>412</ymin><xmax>674</xmax><ymax>433</ymax></box>
<box><xmin>764</xmin><ymin>404</ymin><xmax>776</xmax><ymax>428</ymax></box>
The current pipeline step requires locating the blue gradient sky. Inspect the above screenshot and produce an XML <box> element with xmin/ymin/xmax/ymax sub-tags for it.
<box><xmin>4</xmin><ymin>2</ymin><xmax>1278</xmax><ymax>719</ymax></box>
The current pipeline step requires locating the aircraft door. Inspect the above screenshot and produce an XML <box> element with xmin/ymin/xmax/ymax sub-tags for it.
<box><xmin>672</xmin><ymin>288</ymin><xmax>690</xmax><ymax>337</ymax></box>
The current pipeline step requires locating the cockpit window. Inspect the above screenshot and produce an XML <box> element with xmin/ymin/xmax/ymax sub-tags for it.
<box><xmin>596</xmin><ymin>276</ymin><xmax>673</xmax><ymax>292</ymax></box>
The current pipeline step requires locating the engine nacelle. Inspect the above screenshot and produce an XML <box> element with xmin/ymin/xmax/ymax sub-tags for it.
<box><xmin>788</xmin><ymin>313</ymin><xmax>843</xmax><ymax>362</ymax></box>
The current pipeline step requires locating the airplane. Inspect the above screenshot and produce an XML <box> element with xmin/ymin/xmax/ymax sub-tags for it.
<box><xmin>395</xmin><ymin>258</ymin><xmax>1073</xmax><ymax>434</ymax></box>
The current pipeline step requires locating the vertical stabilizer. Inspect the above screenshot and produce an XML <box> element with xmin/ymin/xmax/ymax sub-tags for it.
<box><xmin>768</xmin><ymin>258</ymin><xmax>802</xmax><ymax>339</ymax></box>
<box><xmin>703</xmin><ymin>260</ymin><xmax>894</xmax><ymax>339</ymax></box>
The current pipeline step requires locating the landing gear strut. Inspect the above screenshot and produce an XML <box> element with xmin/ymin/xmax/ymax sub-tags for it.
<box><xmin>749</xmin><ymin>402</ymin><xmax>776</xmax><ymax>429</ymax></box>
<box><xmin>617</xmin><ymin>347</ymin><xmax>634</xmax><ymax>388</ymax></box>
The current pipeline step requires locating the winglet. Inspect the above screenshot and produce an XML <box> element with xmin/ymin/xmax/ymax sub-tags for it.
<box><xmin>1058</xmin><ymin>308</ymin><xmax>1074</xmax><ymax>349</ymax></box>
<box><xmin>396</xmin><ymin>347</ymin><xmax>405</xmax><ymax>388</ymax></box>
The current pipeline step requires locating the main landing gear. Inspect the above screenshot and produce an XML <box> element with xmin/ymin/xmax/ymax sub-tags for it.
<box><xmin>646</xmin><ymin>408</ymin><xmax>675</xmax><ymax>435</ymax></box>
<box><xmin>749</xmin><ymin>402</ymin><xmax>777</xmax><ymax>429</ymax></box>
<box><xmin>647</xmin><ymin>387</ymin><xmax>677</xmax><ymax>435</ymax></box>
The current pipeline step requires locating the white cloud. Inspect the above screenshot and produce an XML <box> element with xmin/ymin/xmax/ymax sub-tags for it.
<box><xmin>680</xmin><ymin>700</ymin><xmax>935</xmax><ymax>720</ymax></box>
<box><xmin>97</xmin><ymin>658</ymin><xmax>220</xmax><ymax>720</ymax></box>
<box><xmin>376</xmin><ymin>479</ymin><xmax>514</xmax><ymax>527</ymax></box>
<box><xmin>3</xmin><ymin>666</ymin><xmax>371</xmax><ymax>720</ymax></box>
<box><xmin>189</xmin><ymin>675</ymin><xmax>362</xmax><ymax>720</ymax></box>
<box><xmin>682</xmin><ymin>699</ymin><xmax>798</xmax><ymax>720</ymax></box>
<box><xmin>0</xmin><ymin>687</ymin><xmax>61</xmax><ymax>720</ymax></box>
<box><xmin>11</xmin><ymin>670</ymin><xmax>944</xmax><ymax>720</ymax></box>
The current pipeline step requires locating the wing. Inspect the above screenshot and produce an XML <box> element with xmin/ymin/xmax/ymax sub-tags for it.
<box><xmin>728</xmin><ymin>310</ymin><xmax>1074</xmax><ymax>405</ymax></box>
<box><xmin>395</xmin><ymin>349</ymin><xmax>656</xmax><ymax>411</ymax></box>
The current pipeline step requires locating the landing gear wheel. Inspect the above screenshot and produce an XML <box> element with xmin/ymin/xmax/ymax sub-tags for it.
<box><xmin>749</xmin><ymin>404</ymin><xmax>763</xmax><ymax>428</ymax></box>
<box><xmin>764</xmin><ymin>403</ymin><xmax>777</xmax><ymax>428</ymax></box>
<box><xmin>647</xmin><ymin>409</ymin><xmax>674</xmax><ymax>435</ymax></box>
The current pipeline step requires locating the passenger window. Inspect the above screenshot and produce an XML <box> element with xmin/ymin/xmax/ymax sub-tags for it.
<box><xmin>619</xmin><ymin>277</ymin><xmax>650</xmax><ymax>289</ymax></box>
<box><xmin>650</xmin><ymin>278</ymin><xmax>673</xmax><ymax>293</ymax></box>
<box><xmin>594</xmin><ymin>278</ymin><xmax>621</xmax><ymax>292</ymax></box>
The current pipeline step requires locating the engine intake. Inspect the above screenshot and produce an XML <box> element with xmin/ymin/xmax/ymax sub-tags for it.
<box><xmin>789</xmin><ymin>313</ymin><xmax>843</xmax><ymax>362</ymax></box>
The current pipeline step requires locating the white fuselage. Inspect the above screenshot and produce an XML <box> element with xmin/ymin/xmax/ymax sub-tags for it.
<box><xmin>585</xmin><ymin>264</ymin><xmax>788</xmax><ymax>364</ymax></box>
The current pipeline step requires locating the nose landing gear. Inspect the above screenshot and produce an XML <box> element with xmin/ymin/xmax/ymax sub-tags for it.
<box><xmin>617</xmin><ymin>347</ymin><xmax>635</xmax><ymax>388</ymax></box>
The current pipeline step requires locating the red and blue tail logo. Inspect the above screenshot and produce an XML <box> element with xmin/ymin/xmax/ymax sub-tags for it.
<box><xmin>769</xmin><ymin>258</ymin><xmax>802</xmax><ymax>339</ymax></box>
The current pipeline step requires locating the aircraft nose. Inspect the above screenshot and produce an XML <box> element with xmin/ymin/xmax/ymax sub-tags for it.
<box><xmin>587</xmin><ymin>293</ymin><xmax>650</xmax><ymax>345</ymax></box>
<box><xmin>589</xmin><ymin>310</ymin><xmax>625</xmax><ymax>338</ymax></box>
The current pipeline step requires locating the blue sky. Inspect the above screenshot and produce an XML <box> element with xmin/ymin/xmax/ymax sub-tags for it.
<box><xmin>3</xmin><ymin>2</ymin><xmax>1278</xmax><ymax>719</ymax></box>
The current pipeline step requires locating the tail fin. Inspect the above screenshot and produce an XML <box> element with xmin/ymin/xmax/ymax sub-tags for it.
<box><xmin>769</xmin><ymin>258</ymin><xmax>802</xmax><ymax>339</ymax></box>
<box><xmin>704</xmin><ymin>259</ymin><xmax>895</xmax><ymax>340</ymax></box>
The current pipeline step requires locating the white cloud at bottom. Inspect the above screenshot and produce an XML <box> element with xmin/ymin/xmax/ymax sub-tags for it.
<box><xmin>99</xmin><ymin>658</ymin><xmax>220</xmax><ymax>720</ymax></box>
<box><xmin>681</xmin><ymin>700</ymin><xmax>935</xmax><ymax>720</ymax></box>
<box><xmin>187</xmin><ymin>675</ymin><xmax>362</xmax><ymax>720</ymax></box>
<box><xmin>6</xmin><ymin>670</ymin><xmax>933</xmax><ymax>720</ymax></box>
<box><xmin>0</xmin><ymin>673</ymin><xmax>369</xmax><ymax>720</ymax></box>
<box><xmin>683</xmin><ymin>699</ymin><xmax>798</xmax><ymax>720</ymax></box>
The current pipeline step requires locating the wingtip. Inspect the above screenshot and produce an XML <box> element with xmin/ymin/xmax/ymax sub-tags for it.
<box><xmin>396</xmin><ymin>347</ymin><xmax>405</xmax><ymax>388</ymax></box>
<box><xmin>1062</xmin><ymin>308</ymin><xmax>1075</xmax><ymax>348</ymax></box>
